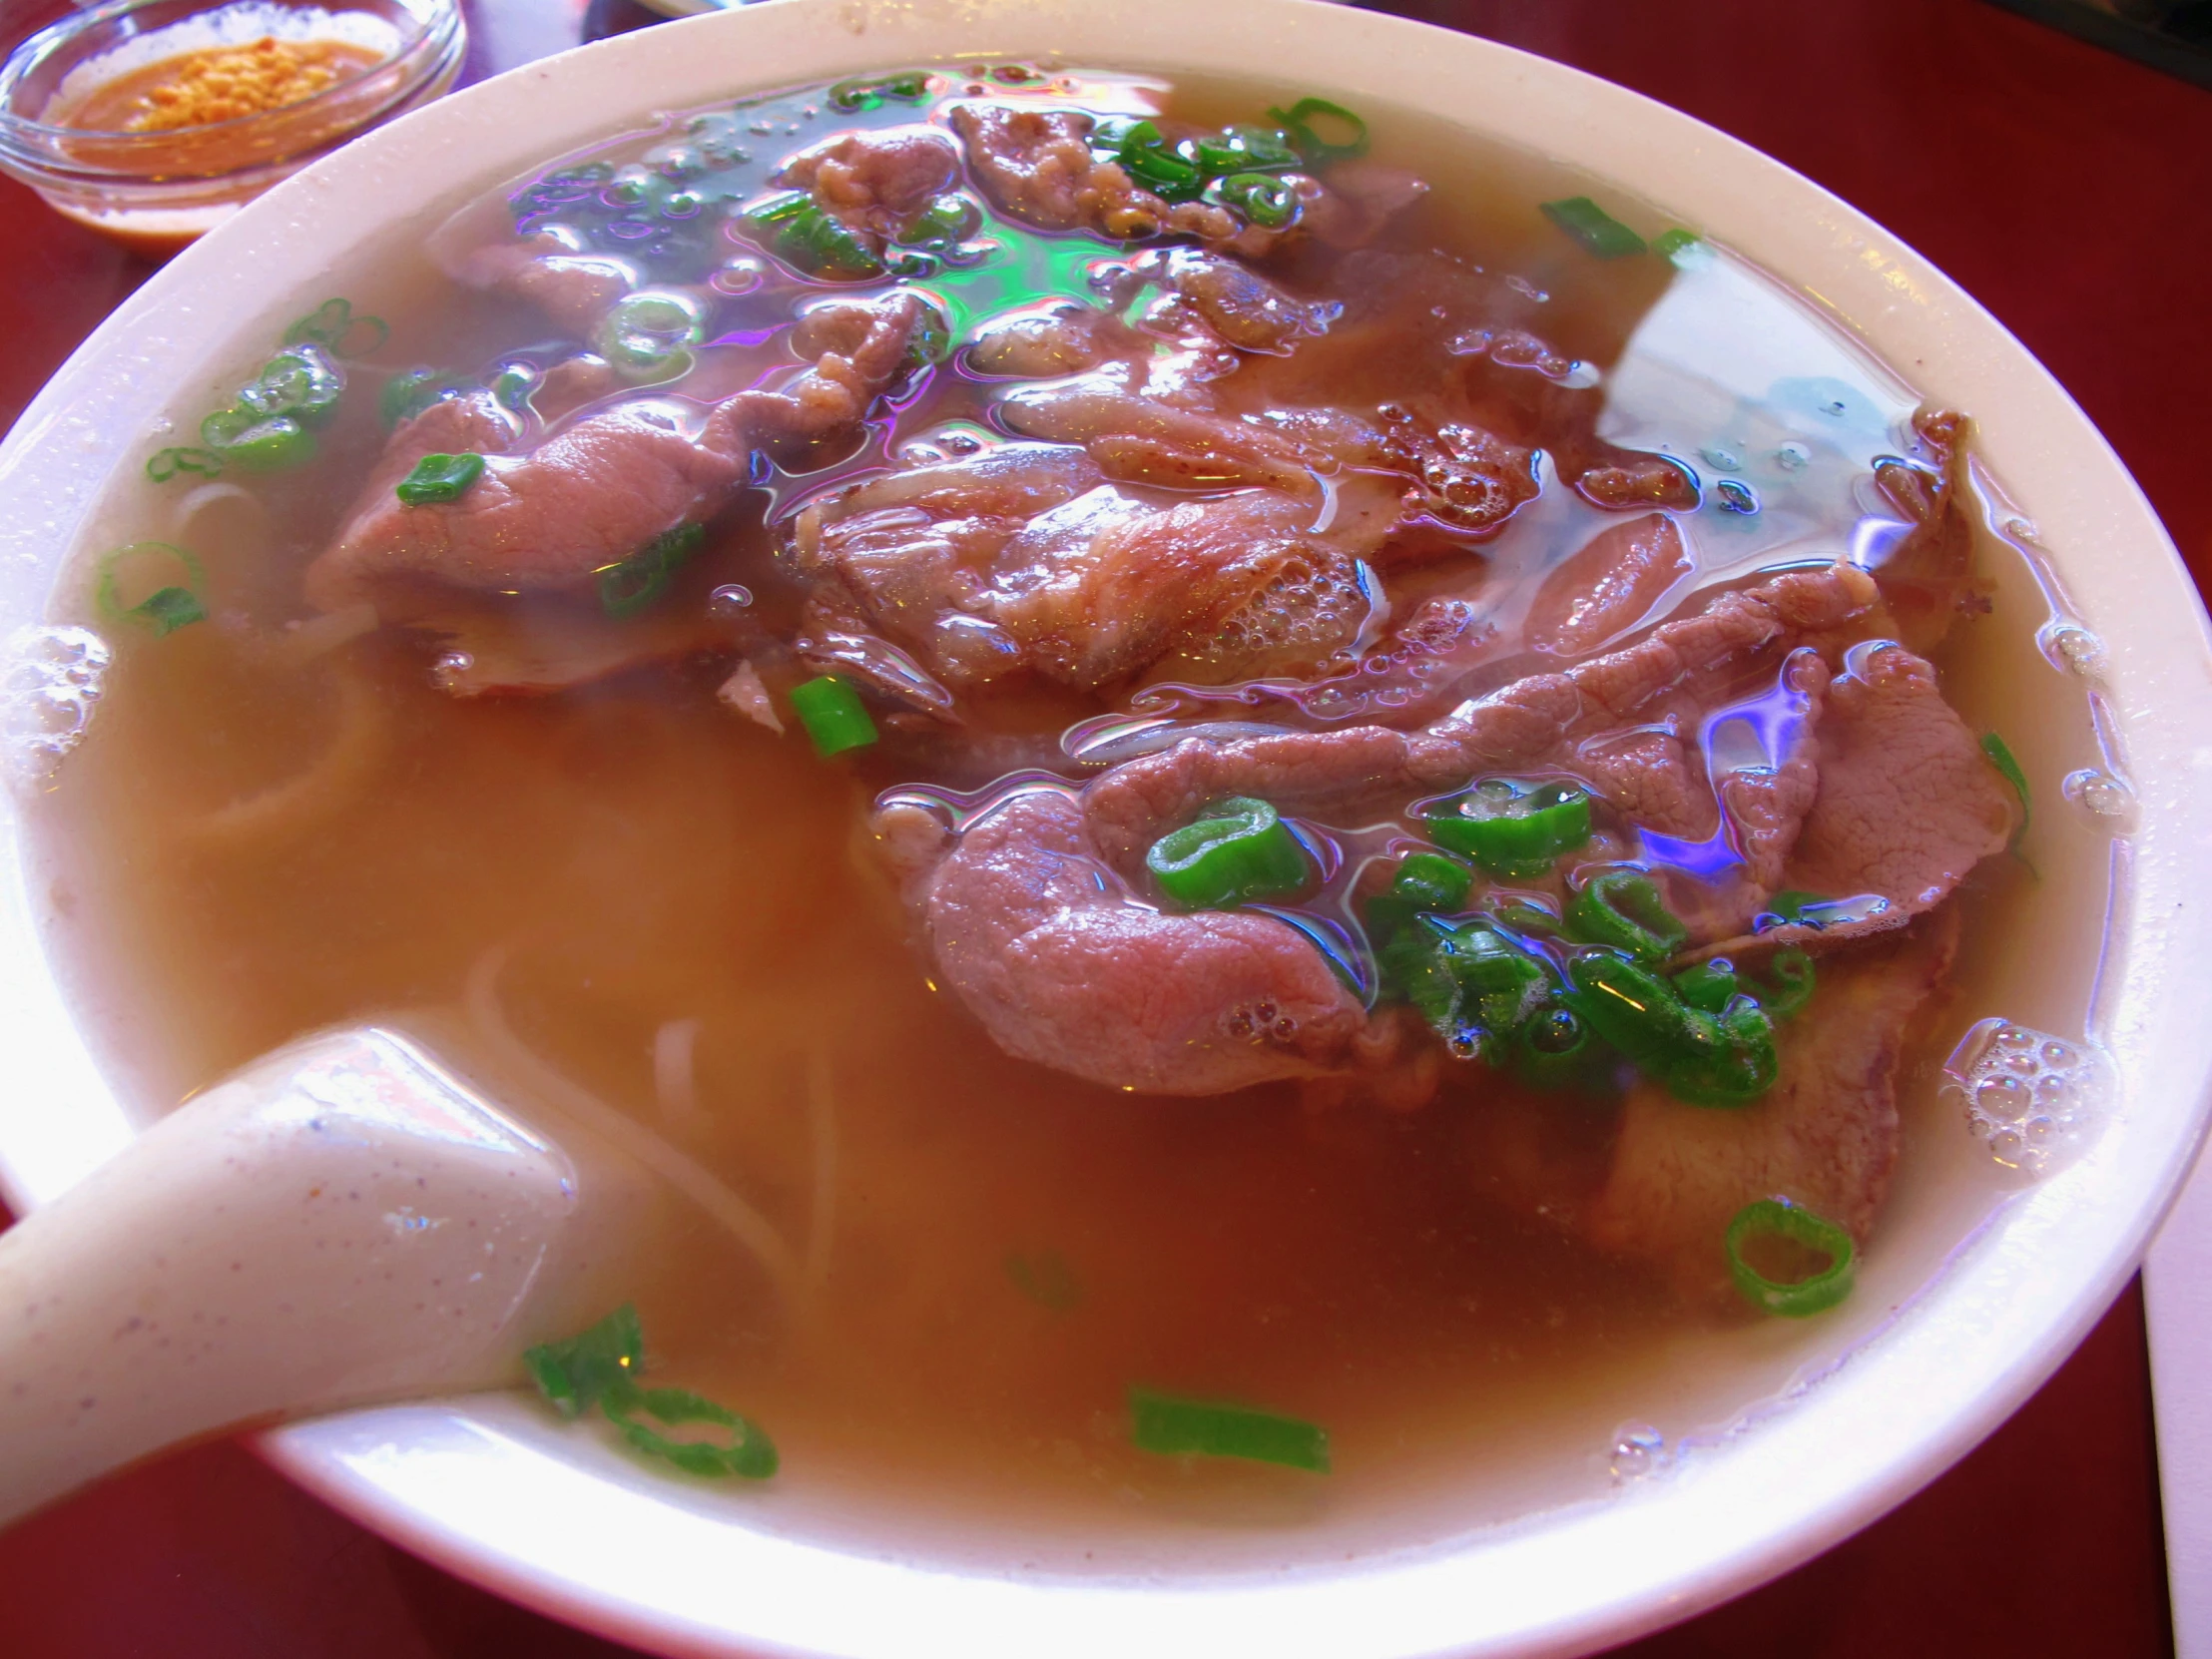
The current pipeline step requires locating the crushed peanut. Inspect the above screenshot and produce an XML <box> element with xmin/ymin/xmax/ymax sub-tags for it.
<box><xmin>70</xmin><ymin>36</ymin><xmax>381</xmax><ymax>134</ymax></box>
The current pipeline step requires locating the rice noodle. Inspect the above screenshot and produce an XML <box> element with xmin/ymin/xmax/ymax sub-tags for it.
<box><xmin>651</xmin><ymin>1016</ymin><xmax>709</xmax><ymax>1135</ymax></box>
<box><xmin>182</xmin><ymin>654</ymin><xmax>386</xmax><ymax>847</ymax></box>
<box><xmin>464</xmin><ymin>947</ymin><xmax>806</xmax><ymax>1311</ymax></box>
<box><xmin>805</xmin><ymin>1045</ymin><xmax>838</xmax><ymax>1294</ymax></box>
<box><xmin>170</xmin><ymin>480</ymin><xmax>268</xmax><ymax>547</ymax></box>
<box><xmin>270</xmin><ymin>603</ymin><xmax>378</xmax><ymax>668</ymax></box>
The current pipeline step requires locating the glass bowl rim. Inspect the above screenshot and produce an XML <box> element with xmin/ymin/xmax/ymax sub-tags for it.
<box><xmin>0</xmin><ymin>0</ymin><xmax>458</xmax><ymax>152</ymax></box>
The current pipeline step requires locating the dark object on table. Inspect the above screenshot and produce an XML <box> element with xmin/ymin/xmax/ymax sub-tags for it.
<box><xmin>584</xmin><ymin>0</ymin><xmax>670</xmax><ymax>44</ymax></box>
<box><xmin>1982</xmin><ymin>0</ymin><xmax>2212</xmax><ymax>87</ymax></box>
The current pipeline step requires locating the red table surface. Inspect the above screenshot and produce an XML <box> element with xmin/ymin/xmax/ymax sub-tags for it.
<box><xmin>0</xmin><ymin>0</ymin><xmax>2199</xmax><ymax>1652</ymax></box>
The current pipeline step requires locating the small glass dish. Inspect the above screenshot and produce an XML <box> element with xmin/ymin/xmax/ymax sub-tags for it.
<box><xmin>0</xmin><ymin>0</ymin><xmax>464</xmax><ymax>255</ymax></box>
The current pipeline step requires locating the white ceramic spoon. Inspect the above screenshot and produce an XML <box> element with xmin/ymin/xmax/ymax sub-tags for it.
<box><xmin>0</xmin><ymin>1025</ymin><xmax>647</xmax><ymax>1527</ymax></box>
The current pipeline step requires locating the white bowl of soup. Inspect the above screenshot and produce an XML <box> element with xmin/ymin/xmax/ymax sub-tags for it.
<box><xmin>1</xmin><ymin>0</ymin><xmax>2207</xmax><ymax>1654</ymax></box>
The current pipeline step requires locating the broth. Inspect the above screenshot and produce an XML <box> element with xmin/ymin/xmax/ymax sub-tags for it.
<box><xmin>22</xmin><ymin>63</ymin><xmax>2109</xmax><ymax>1557</ymax></box>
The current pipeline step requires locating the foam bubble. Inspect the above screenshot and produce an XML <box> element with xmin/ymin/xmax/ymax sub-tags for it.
<box><xmin>1</xmin><ymin>626</ymin><xmax>110</xmax><ymax>789</ymax></box>
<box><xmin>2063</xmin><ymin>768</ymin><xmax>2134</xmax><ymax>821</ymax></box>
<box><xmin>1608</xmin><ymin>1423</ymin><xmax>1669</xmax><ymax>1482</ymax></box>
<box><xmin>2036</xmin><ymin>621</ymin><xmax>2105</xmax><ymax>680</ymax></box>
<box><xmin>1943</xmin><ymin>1018</ymin><xmax>2111</xmax><ymax>1175</ymax></box>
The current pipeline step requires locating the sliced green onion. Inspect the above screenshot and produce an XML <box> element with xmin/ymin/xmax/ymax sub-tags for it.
<box><xmin>597</xmin><ymin>289</ymin><xmax>708</xmax><ymax>377</ymax></box>
<box><xmin>130</xmin><ymin>587</ymin><xmax>208</xmax><ymax>633</ymax></box>
<box><xmin>743</xmin><ymin>192</ymin><xmax>884</xmax><ymax>280</ymax></box>
<box><xmin>1754</xmin><ymin>889</ymin><xmax>1892</xmax><ymax>932</ymax></box>
<box><xmin>284</xmin><ymin>297</ymin><xmax>351</xmax><ymax>347</ymax></box>
<box><xmin>887</xmin><ymin>301</ymin><xmax>950</xmax><ymax>376</ymax></box>
<box><xmin>1394</xmin><ymin>850</ymin><xmax>1473</xmax><ymax>913</ymax></box>
<box><xmin>1488</xmin><ymin>896</ymin><xmax>1563</xmax><ymax>938</ymax></box>
<box><xmin>901</xmin><ymin>192</ymin><xmax>981</xmax><ymax>249</ymax></box>
<box><xmin>487</xmin><ymin>361</ymin><xmax>540</xmax><ymax>410</ymax></box>
<box><xmin>1005</xmin><ymin>1250</ymin><xmax>1082</xmax><ymax>1313</ymax></box>
<box><xmin>1114</xmin><ymin>122</ymin><xmax>1207</xmax><ymax>202</ymax></box>
<box><xmin>1194</xmin><ymin>123</ymin><xmax>1301</xmax><ymax>176</ymax></box>
<box><xmin>1980</xmin><ymin>731</ymin><xmax>2030</xmax><ymax>844</ymax></box>
<box><xmin>1512</xmin><ymin>1001</ymin><xmax>1592</xmax><ymax>1089</ymax></box>
<box><xmin>790</xmin><ymin>674</ymin><xmax>879</xmax><ymax>758</ymax></box>
<box><xmin>1566</xmin><ymin>948</ymin><xmax>1778</xmax><ymax>1107</ymax></box>
<box><xmin>1439</xmin><ymin>923</ymin><xmax>1551</xmax><ymax>1047</ymax></box>
<box><xmin>1681</xmin><ymin>949</ymin><xmax>1813</xmax><ymax>1019</ymax></box>
<box><xmin>1425</xmin><ymin>779</ymin><xmax>1592</xmax><ymax>877</ymax></box>
<box><xmin>1672</xmin><ymin>958</ymin><xmax>1741</xmax><ymax>1014</ymax></box>
<box><xmin>1670</xmin><ymin>996</ymin><xmax>1780</xmax><ymax>1106</ymax></box>
<box><xmin>602</xmin><ymin>1383</ymin><xmax>778</xmax><ymax>1479</ymax></box>
<box><xmin>1565</xmin><ymin>870</ymin><xmax>1687</xmax><ymax>963</ymax></box>
<box><xmin>1762</xmin><ymin>888</ymin><xmax>1831</xmax><ymax>930</ymax></box>
<box><xmin>1364</xmin><ymin>848</ymin><xmax>1474</xmax><ymax>943</ymax></box>
<box><xmin>145</xmin><ymin>446</ymin><xmax>222</xmax><ymax>484</ymax></box>
<box><xmin>1085</xmin><ymin>113</ymin><xmax>1138</xmax><ymax>151</ymax></box>
<box><xmin>239</xmin><ymin>343</ymin><xmax>344</xmax><ymax>426</ymax></box>
<box><xmin>599</xmin><ymin>523</ymin><xmax>705</xmax><ymax>620</ymax></box>
<box><xmin>523</xmin><ymin>1303</ymin><xmax>645</xmax><ymax>1417</ymax></box>
<box><xmin>283</xmin><ymin>296</ymin><xmax>388</xmax><ymax>359</ymax></box>
<box><xmin>95</xmin><ymin>541</ymin><xmax>208</xmax><ymax>637</ymax></box>
<box><xmin>1146</xmin><ymin>797</ymin><xmax>1310</xmax><ymax>910</ymax></box>
<box><xmin>1193</xmin><ymin>135</ymin><xmax>1249</xmax><ymax>176</ymax></box>
<box><xmin>1753</xmin><ymin>946</ymin><xmax>1816</xmax><ymax>1019</ymax></box>
<box><xmin>1266</xmin><ymin>97</ymin><xmax>1369</xmax><ymax>164</ymax></box>
<box><xmin>1209</xmin><ymin>171</ymin><xmax>1301</xmax><ymax>230</ymax></box>
<box><xmin>1122</xmin><ymin>150</ymin><xmax>1206</xmax><ymax>202</ymax></box>
<box><xmin>1566</xmin><ymin>948</ymin><xmax>1694</xmax><ymax>1070</ymax></box>
<box><xmin>338</xmin><ymin>312</ymin><xmax>390</xmax><ymax>356</ymax></box>
<box><xmin>1541</xmin><ymin>196</ymin><xmax>1647</xmax><ymax>260</ymax></box>
<box><xmin>1725</xmin><ymin>1199</ymin><xmax>1856</xmax><ymax>1317</ymax></box>
<box><xmin>379</xmin><ymin>366</ymin><xmax>469</xmax><ymax>428</ymax></box>
<box><xmin>827</xmin><ymin>70</ymin><xmax>931</xmax><ymax>112</ymax></box>
<box><xmin>1129</xmin><ymin>1387</ymin><xmax>1330</xmax><ymax>1472</ymax></box>
<box><xmin>1385</xmin><ymin>914</ymin><xmax>1565</xmax><ymax>1062</ymax></box>
<box><xmin>1651</xmin><ymin>228</ymin><xmax>1705</xmax><ymax>264</ymax></box>
<box><xmin>1379</xmin><ymin>916</ymin><xmax>1462</xmax><ymax>1030</ymax></box>
<box><xmin>394</xmin><ymin>451</ymin><xmax>485</xmax><ymax>507</ymax></box>
<box><xmin>201</xmin><ymin>406</ymin><xmax>314</xmax><ymax>471</ymax></box>
<box><xmin>525</xmin><ymin>1305</ymin><xmax>777</xmax><ymax>1479</ymax></box>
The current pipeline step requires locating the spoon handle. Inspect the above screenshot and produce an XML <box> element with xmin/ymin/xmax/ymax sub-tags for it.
<box><xmin>0</xmin><ymin>1027</ymin><xmax>590</xmax><ymax>1528</ymax></box>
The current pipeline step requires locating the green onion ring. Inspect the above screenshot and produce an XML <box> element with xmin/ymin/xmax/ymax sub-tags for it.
<box><xmin>1980</xmin><ymin>731</ymin><xmax>2031</xmax><ymax>844</ymax></box>
<box><xmin>145</xmin><ymin>446</ymin><xmax>223</xmax><ymax>484</ymax></box>
<box><xmin>1146</xmin><ymin>797</ymin><xmax>1310</xmax><ymax>910</ymax></box>
<box><xmin>95</xmin><ymin>541</ymin><xmax>208</xmax><ymax>637</ymax></box>
<box><xmin>1425</xmin><ymin>778</ymin><xmax>1592</xmax><ymax>876</ymax></box>
<box><xmin>1564</xmin><ymin>869</ymin><xmax>1688</xmax><ymax>963</ymax></box>
<box><xmin>1265</xmin><ymin>97</ymin><xmax>1369</xmax><ymax>164</ymax></box>
<box><xmin>598</xmin><ymin>522</ymin><xmax>705</xmax><ymax>620</ymax></box>
<box><xmin>1725</xmin><ymin>1199</ymin><xmax>1856</xmax><ymax>1317</ymax></box>
<box><xmin>602</xmin><ymin>1382</ymin><xmax>778</xmax><ymax>1480</ymax></box>
<box><xmin>1753</xmin><ymin>946</ymin><xmax>1817</xmax><ymax>1019</ymax></box>
<box><xmin>394</xmin><ymin>451</ymin><xmax>487</xmax><ymax>507</ymax></box>
<box><xmin>789</xmin><ymin>673</ymin><xmax>879</xmax><ymax>758</ymax></box>
<box><xmin>1129</xmin><ymin>1387</ymin><xmax>1330</xmax><ymax>1472</ymax></box>
<box><xmin>283</xmin><ymin>297</ymin><xmax>389</xmax><ymax>359</ymax></box>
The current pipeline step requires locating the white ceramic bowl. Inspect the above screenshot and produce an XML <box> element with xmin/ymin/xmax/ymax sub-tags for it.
<box><xmin>3</xmin><ymin>2</ymin><xmax>2209</xmax><ymax>1654</ymax></box>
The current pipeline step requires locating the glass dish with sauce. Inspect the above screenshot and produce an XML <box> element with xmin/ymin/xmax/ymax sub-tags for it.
<box><xmin>0</xmin><ymin>0</ymin><xmax>463</xmax><ymax>255</ymax></box>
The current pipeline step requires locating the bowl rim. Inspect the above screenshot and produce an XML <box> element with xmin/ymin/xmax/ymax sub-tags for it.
<box><xmin>2</xmin><ymin>1</ymin><xmax>2209</xmax><ymax>1655</ymax></box>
